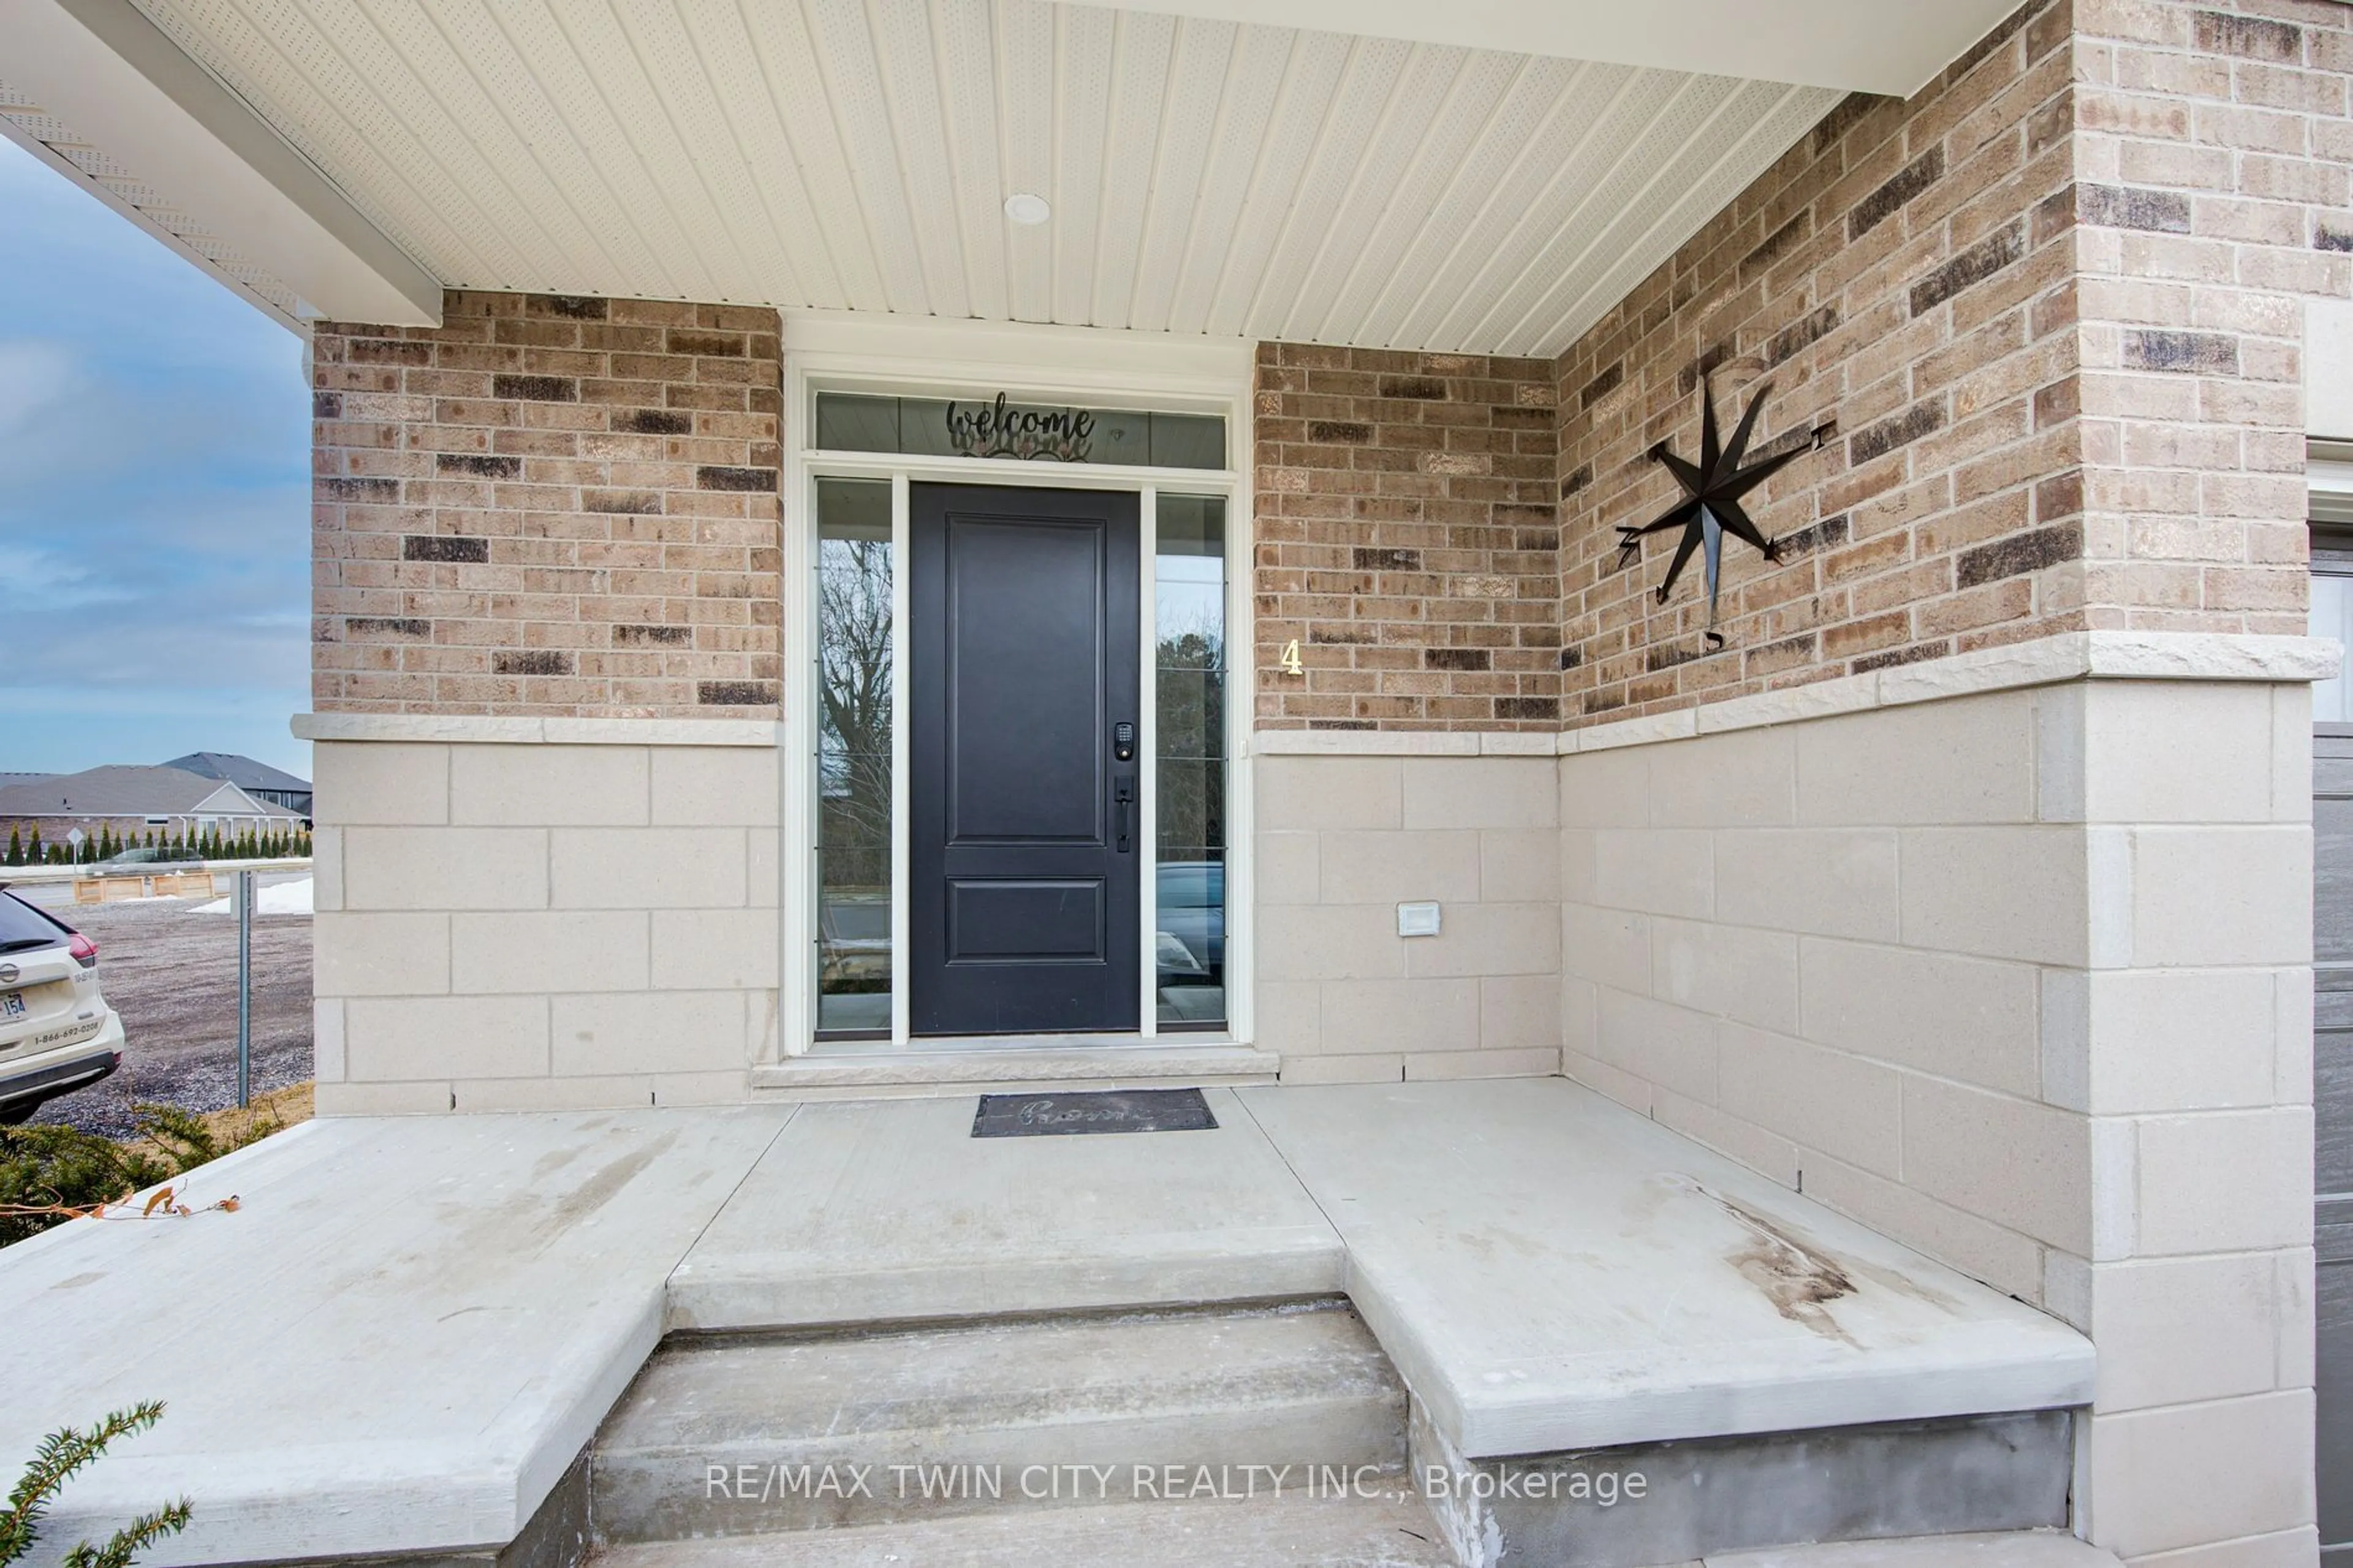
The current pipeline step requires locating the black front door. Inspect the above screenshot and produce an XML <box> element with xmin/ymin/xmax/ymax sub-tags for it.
<box><xmin>909</xmin><ymin>483</ymin><xmax>1140</xmax><ymax>1036</ymax></box>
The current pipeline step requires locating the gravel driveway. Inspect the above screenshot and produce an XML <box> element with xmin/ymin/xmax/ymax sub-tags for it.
<box><xmin>22</xmin><ymin>896</ymin><xmax>313</xmax><ymax>1139</ymax></box>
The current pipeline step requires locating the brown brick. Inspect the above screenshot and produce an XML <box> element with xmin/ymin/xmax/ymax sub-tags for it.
<box><xmin>2121</xmin><ymin>329</ymin><xmax>2240</xmax><ymax>374</ymax></box>
<box><xmin>1847</xmin><ymin>401</ymin><xmax>1949</xmax><ymax>464</ymax></box>
<box><xmin>1955</xmin><ymin>524</ymin><xmax>2081</xmax><ymax>586</ymax></box>
<box><xmin>1853</xmin><ymin>640</ymin><xmax>1951</xmax><ymax>673</ymax></box>
<box><xmin>1741</xmin><ymin>213</ymin><xmax>1811</xmax><ymax>279</ymax></box>
<box><xmin>614</xmin><ymin>624</ymin><xmax>694</xmax><ymax>646</ymax></box>
<box><xmin>529</xmin><ymin>295</ymin><xmax>608</xmax><ymax>320</ymax></box>
<box><xmin>324</xmin><ymin>477</ymin><xmax>402</xmax><ymax>502</ymax></box>
<box><xmin>436</xmin><ymin>453</ymin><xmax>523</xmax><ymax>479</ymax></box>
<box><xmin>614</xmin><ymin>408</ymin><xmax>694</xmax><ymax>435</ymax></box>
<box><xmin>2195</xmin><ymin>10</ymin><xmax>2301</xmax><ymax>61</ymax></box>
<box><xmin>493</xmin><ymin>650</ymin><xmax>574</xmax><ymax>676</ymax></box>
<box><xmin>1764</xmin><ymin>306</ymin><xmax>1841</xmax><ymax>366</ymax></box>
<box><xmin>1778</xmin><ymin>515</ymin><xmax>1852</xmax><ymax>556</ymax></box>
<box><xmin>696</xmin><ymin>465</ymin><xmax>778</xmax><ymax>492</ymax></box>
<box><xmin>696</xmin><ymin>680</ymin><xmax>778</xmax><ymax>706</ymax></box>
<box><xmin>2077</xmin><ymin>183</ymin><xmax>2194</xmax><ymax>233</ymax></box>
<box><xmin>666</xmin><ymin>330</ymin><xmax>745</xmax><ymax>357</ymax></box>
<box><xmin>492</xmin><ymin>374</ymin><xmax>578</xmax><ymax>402</ymax></box>
<box><xmin>401</xmin><ymin>535</ymin><xmax>489</xmax><ymax>564</ymax></box>
<box><xmin>1849</xmin><ymin>145</ymin><xmax>1947</xmax><ymax>241</ymax></box>
<box><xmin>1911</xmin><ymin>222</ymin><xmax>2028</xmax><ymax>314</ymax></box>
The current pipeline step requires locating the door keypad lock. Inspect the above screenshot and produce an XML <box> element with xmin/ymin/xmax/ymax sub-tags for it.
<box><xmin>1112</xmin><ymin>722</ymin><xmax>1137</xmax><ymax>852</ymax></box>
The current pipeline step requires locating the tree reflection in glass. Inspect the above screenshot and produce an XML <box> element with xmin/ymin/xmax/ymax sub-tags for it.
<box><xmin>1156</xmin><ymin>496</ymin><xmax>1227</xmax><ymax>1028</ymax></box>
<box><xmin>816</xmin><ymin>479</ymin><xmax>893</xmax><ymax>1034</ymax></box>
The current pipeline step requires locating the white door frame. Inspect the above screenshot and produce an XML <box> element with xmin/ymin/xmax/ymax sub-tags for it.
<box><xmin>778</xmin><ymin>311</ymin><xmax>1256</xmax><ymax>1057</ymax></box>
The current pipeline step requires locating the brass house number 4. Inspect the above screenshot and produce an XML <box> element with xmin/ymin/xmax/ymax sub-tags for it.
<box><xmin>1278</xmin><ymin>638</ymin><xmax>1304</xmax><ymax>677</ymax></box>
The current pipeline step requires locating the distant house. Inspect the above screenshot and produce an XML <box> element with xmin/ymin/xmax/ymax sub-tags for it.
<box><xmin>163</xmin><ymin>752</ymin><xmax>314</xmax><ymax>820</ymax></box>
<box><xmin>0</xmin><ymin>765</ymin><xmax>304</xmax><ymax>850</ymax></box>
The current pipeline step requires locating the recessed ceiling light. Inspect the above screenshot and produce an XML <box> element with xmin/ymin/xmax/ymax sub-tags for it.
<box><xmin>1004</xmin><ymin>192</ymin><xmax>1051</xmax><ymax>226</ymax></box>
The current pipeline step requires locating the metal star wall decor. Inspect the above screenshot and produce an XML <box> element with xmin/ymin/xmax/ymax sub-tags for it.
<box><xmin>1615</xmin><ymin>377</ymin><xmax>1808</xmax><ymax>648</ymax></box>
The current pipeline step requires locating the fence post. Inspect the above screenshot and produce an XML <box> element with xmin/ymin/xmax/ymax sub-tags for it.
<box><xmin>236</xmin><ymin>869</ymin><xmax>253</xmax><ymax>1110</ymax></box>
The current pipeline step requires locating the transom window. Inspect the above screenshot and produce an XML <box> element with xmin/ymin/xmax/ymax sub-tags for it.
<box><xmin>814</xmin><ymin>392</ymin><xmax>1226</xmax><ymax>470</ymax></box>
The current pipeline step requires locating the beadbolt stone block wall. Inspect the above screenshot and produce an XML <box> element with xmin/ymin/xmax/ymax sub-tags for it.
<box><xmin>1254</xmin><ymin>751</ymin><xmax>1565</xmax><ymax>1082</ymax></box>
<box><xmin>1253</xmin><ymin>346</ymin><xmax>1561</xmax><ymax>730</ymax></box>
<box><xmin>311</xmin><ymin>290</ymin><xmax>783</xmax><ymax>718</ymax></box>
<box><xmin>1559</xmin><ymin>672</ymin><xmax>2321</xmax><ymax>1566</ymax></box>
<box><xmin>309</xmin><ymin>739</ymin><xmax>782</xmax><ymax>1115</ymax></box>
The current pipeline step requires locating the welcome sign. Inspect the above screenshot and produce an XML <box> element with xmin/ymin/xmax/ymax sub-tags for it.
<box><xmin>943</xmin><ymin>393</ymin><xmax>1095</xmax><ymax>463</ymax></box>
<box><xmin>814</xmin><ymin>391</ymin><xmax>1225</xmax><ymax>470</ymax></box>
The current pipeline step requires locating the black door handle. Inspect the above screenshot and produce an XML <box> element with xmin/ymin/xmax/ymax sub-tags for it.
<box><xmin>1114</xmin><ymin>777</ymin><xmax>1135</xmax><ymax>853</ymax></box>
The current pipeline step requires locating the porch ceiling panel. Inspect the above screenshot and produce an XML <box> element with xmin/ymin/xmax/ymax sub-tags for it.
<box><xmin>123</xmin><ymin>0</ymin><xmax>1843</xmax><ymax>355</ymax></box>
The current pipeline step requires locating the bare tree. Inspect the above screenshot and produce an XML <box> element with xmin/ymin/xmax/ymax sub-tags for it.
<box><xmin>818</xmin><ymin>538</ymin><xmax>892</xmax><ymax>889</ymax></box>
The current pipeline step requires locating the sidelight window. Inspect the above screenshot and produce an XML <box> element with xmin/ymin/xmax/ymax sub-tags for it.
<box><xmin>815</xmin><ymin>477</ymin><xmax>894</xmax><ymax>1037</ymax></box>
<box><xmin>1154</xmin><ymin>496</ymin><xmax>1227</xmax><ymax>1028</ymax></box>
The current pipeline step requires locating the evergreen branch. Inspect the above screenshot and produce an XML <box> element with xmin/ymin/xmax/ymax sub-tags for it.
<box><xmin>0</xmin><ymin>1403</ymin><xmax>170</xmax><ymax>1566</ymax></box>
<box><xmin>59</xmin><ymin>1498</ymin><xmax>192</xmax><ymax>1568</ymax></box>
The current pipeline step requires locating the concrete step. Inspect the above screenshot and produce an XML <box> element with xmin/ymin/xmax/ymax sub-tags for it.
<box><xmin>1708</xmin><ymin>1534</ymin><xmax>2120</xmax><ymax>1566</ymax></box>
<box><xmin>583</xmin><ymin>1519</ymin><xmax>2114</xmax><ymax>1568</ymax></box>
<box><xmin>586</xmin><ymin>1490</ymin><xmax>1457</xmax><ymax>1566</ymax></box>
<box><xmin>1409</xmin><ymin>1401</ymin><xmax>2077</xmax><ymax>1568</ymax></box>
<box><xmin>589</xmin><ymin>1300</ymin><xmax>1407</xmax><ymax>1542</ymax></box>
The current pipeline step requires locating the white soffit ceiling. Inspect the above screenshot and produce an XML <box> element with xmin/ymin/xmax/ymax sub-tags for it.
<box><xmin>0</xmin><ymin>79</ymin><xmax>303</xmax><ymax>325</ymax></box>
<box><xmin>125</xmin><ymin>0</ymin><xmax>1845</xmax><ymax>356</ymax></box>
<box><xmin>1067</xmin><ymin>0</ymin><xmax>2025</xmax><ymax>99</ymax></box>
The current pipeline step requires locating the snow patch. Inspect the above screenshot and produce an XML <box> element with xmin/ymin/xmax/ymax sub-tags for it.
<box><xmin>194</xmin><ymin>877</ymin><xmax>314</xmax><ymax>917</ymax></box>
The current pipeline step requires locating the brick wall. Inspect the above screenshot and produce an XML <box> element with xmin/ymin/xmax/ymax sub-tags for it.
<box><xmin>311</xmin><ymin>290</ymin><xmax>783</xmax><ymax>718</ymax></box>
<box><xmin>2071</xmin><ymin>0</ymin><xmax>2347</xmax><ymax>644</ymax></box>
<box><xmin>1554</xmin><ymin>1</ymin><xmax>2085</xmax><ymax>722</ymax></box>
<box><xmin>1252</xmin><ymin>346</ymin><xmax>1561</xmax><ymax>729</ymax></box>
<box><xmin>1548</xmin><ymin>0</ymin><xmax>2350</xmax><ymax>728</ymax></box>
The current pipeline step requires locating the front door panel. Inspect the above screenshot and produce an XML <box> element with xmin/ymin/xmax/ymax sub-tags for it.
<box><xmin>910</xmin><ymin>483</ymin><xmax>1140</xmax><ymax>1035</ymax></box>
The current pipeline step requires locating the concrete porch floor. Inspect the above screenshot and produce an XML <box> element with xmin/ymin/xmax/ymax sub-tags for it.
<box><xmin>0</xmin><ymin>1079</ymin><xmax>2093</xmax><ymax>1566</ymax></box>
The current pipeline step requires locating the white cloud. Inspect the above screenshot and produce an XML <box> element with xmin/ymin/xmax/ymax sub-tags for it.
<box><xmin>0</xmin><ymin>545</ymin><xmax>138</xmax><ymax>613</ymax></box>
<box><xmin>0</xmin><ymin>138</ymin><xmax>310</xmax><ymax>770</ymax></box>
<box><xmin>0</xmin><ymin>342</ymin><xmax>79</xmax><ymax>434</ymax></box>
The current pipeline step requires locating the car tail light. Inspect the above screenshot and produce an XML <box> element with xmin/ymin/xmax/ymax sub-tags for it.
<box><xmin>68</xmin><ymin>933</ymin><xmax>97</xmax><ymax>969</ymax></box>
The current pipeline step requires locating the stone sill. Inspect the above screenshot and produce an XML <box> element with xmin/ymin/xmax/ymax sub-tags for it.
<box><xmin>298</xmin><ymin>633</ymin><xmax>2339</xmax><ymax>755</ymax></box>
<box><xmin>1253</xmin><ymin>630</ymin><xmax>2343</xmax><ymax>759</ymax></box>
<box><xmin>752</xmin><ymin>1040</ymin><xmax>1281</xmax><ymax>1096</ymax></box>
<box><xmin>294</xmin><ymin>713</ymin><xmax>781</xmax><ymax>746</ymax></box>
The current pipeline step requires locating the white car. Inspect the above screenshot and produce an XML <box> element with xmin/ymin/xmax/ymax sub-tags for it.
<box><xmin>0</xmin><ymin>887</ymin><xmax>124</xmax><ymax>1123</ymax></box>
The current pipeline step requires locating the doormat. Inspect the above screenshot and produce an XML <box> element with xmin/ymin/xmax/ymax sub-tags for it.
<box><xmin>972</xmin><ymin>1088</ymin><xmax>1218</xmax><ymax>1138</ymax></box>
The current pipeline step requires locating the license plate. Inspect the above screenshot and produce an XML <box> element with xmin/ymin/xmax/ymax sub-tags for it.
<box><xmin>0</xmin><ymin>993</ymin><xmax>22</xmax><ymax>1020</ymax></box>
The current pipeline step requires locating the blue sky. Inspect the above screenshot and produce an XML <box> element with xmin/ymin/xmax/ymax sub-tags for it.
<box><xmin>0</xmin><ymin>135</ymin><xmax>311</xmax><ymax>780</ymax></box>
